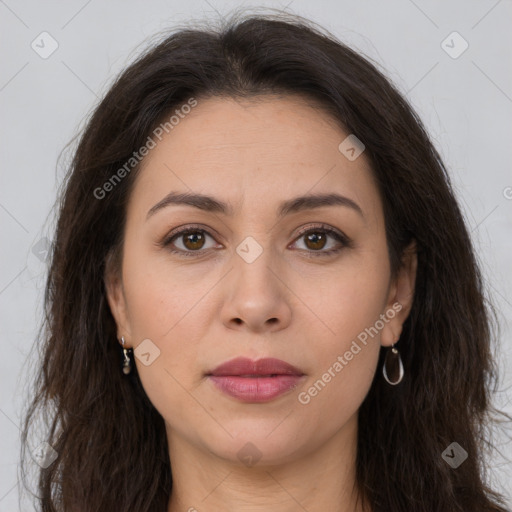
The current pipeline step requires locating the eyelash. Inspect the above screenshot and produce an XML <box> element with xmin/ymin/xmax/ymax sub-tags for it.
<box><xmin>160</xmin><ymin>223</ymin><xmax>352</xmax><ymax>258</ymax></box>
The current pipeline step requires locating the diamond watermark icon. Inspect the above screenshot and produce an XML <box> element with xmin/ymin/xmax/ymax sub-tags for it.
<box><xmin>31</xmin><ymin>32</ymin><xmax>59</xmax><ymax>59</ymax></box>
<box><xmin>236</xmin><ymin>236</ymin><xmax>263</xmax><ymax>264</ymax></box>
<box><xmin>134</xmin><ymin>338</ymin><xmax>161</xmax><ymax>366</ymax></box>
<box><xmin>31</xmin><ymin>237</ymin><xmax>51</xmax><ymax>262</ymax></box>
<box><xmin>442</xmin><ymin>442</ymin><xmax>468</xmax><ymax>468</ymax></box>
<box><xmin>338</xmin><ymin>134</ymin><xmax>365</xmax><ymax>161</ymax></box>
<box><xmin>32</xmin><ymin>442</ymin><xmax>58</xmax><ymax>469</ymax></box>
<box><xmin>237</xmin><ymin>441</ymin><xmax>263</xmax><ymax>467</ymax></box>
<box><xmin>441</xmin><ymin>31</ymin><xmax>468</xmax><ymax>59</ymax></box>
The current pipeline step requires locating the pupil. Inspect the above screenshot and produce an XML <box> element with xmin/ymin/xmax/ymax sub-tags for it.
<box><xmin>186</xmin><ymin>232</ymin><xmax>203</xmax><ymax>249</ymax></box>
<box><xmin>307</xmin><ymin>232</ymin><xmax>325</xmax><ymax>249</ymax></box>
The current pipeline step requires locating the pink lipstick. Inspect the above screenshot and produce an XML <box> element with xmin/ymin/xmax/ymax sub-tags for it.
<box><xmin>207</xmin><ymin>357</ymin><xmax>305</xmax><ymax>403</ymax></box>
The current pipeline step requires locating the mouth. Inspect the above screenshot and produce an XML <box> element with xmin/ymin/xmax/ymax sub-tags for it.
<box><xmin>206</xmin><ymin>357</ymin><xmax>305</xmax><ymax>403</ymax></box>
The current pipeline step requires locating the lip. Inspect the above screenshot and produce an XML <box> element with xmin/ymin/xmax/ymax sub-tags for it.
<box><xmin>208</xmin><ymin>357</ymin><xmax>304</xmax><ymax>377</ymax></box>
<box><xmin>207</xmin><ymin>357</ymin><xmax>305</xmax><ymax>403</ymax></box>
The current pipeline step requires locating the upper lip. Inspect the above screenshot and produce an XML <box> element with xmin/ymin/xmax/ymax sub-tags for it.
<box><xmin>207</xmin><ymin>357</ymin><xmax>304</xmax><ymax>377</ymax></box>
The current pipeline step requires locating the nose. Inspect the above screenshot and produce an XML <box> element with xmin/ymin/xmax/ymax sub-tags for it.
<box><xmin>220</xmin><ymin>246</ymin><xmax>292</xmax><ymax>334</ymax></box>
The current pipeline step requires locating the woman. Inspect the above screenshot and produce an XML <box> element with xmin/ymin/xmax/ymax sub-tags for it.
<box><xmin>20</xmin><ymin>10</ymin><xmax>510</xmax><ymax>512</ymax></box>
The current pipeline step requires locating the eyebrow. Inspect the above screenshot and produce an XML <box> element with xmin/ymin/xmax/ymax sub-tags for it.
<box><xmin>146</xmin><ymin>191</ymin><xmax>365</xmax><ymax>221</ymax></box>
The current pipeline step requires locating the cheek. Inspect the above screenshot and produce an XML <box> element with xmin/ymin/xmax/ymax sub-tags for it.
<box><xmin>122</xmin><ymin>245</ymin><xmax>215</xmax><ymax>339</ymax></box>
<box><xmin>295</xmin><ymin>242</ymin><xmax>389</xmax><ymax>408</ymax></box>
<box><xmin>297</xmin><ymin>341</ymin><xmax>380</xmax><ymax>433</ymax></box>
<box><xmin>299</xmin><ymin>244</ymin><xmax>391</xmax><ymax>345</ymax></box>
<box><xmin>121</xmin><ymin>251</ymin><xmax>208</xmax><ymax>421</ymax></box>
<box><xmin>298</xmin><ymin>266</ymin><xmax>388</xmax><ymax>419</ymax></box>
<box><xmin>121</xmin><ymin>246</ymin><xmax>221</xmax><ymax>402</ymax></box>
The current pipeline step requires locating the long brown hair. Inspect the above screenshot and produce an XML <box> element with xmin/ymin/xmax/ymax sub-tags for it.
<box><xmin>20</xmin><ymin>9</ymin><xmax>510</xmax><ymax>511</ymax></box>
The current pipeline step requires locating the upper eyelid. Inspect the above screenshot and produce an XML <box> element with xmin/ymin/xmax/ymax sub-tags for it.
<box><xmin>163</xmin><ymin>223</ymin><xmax>348</xmax><ymax>248</ymax></box>
<box><xmin>163</xmin><ymin>223</ymin><xmax>219</xmax><ymax>243</ymax></box>
<box><xmin>294</xmin><ymin>223</ymin><xmax>344</xmax><ymax>238</ymax></box>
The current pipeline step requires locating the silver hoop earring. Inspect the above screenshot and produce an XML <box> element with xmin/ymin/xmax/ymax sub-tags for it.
<box><xmin>121</xmin><ymin>336</ymin><xmax>132</xmax><ymax>375</ymax></box>
<box><xmin>382</xmin><ymin>343</ymin><xmax>404</xmax><ymax>385</ymax></box>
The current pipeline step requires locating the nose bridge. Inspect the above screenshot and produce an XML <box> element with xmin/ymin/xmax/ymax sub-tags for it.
<box><xmin>233</xmin><ymin>233</ymin><xmax>277</xmax><ymax>289</ymax></box>
<box><xmin>221</xmin><ymin>232</ymin><xmax>291</xmax><ymax>331</ymax></box>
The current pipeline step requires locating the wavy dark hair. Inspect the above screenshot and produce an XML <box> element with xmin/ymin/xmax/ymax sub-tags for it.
<box><xmin>19</xmin><ymin>8</ymin><xmax>510</xmax><ymax>512</ymax></box>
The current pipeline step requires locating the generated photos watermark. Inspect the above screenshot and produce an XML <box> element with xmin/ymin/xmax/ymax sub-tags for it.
<box><xmin>93</xmin><ymin>97</ymin><xmax>198</xmax><ymax>200</ymax></box>
<box><xmin>298</xmin><ymin>301</ymin><xmax>403</xmax><ymax>405</ymax></box>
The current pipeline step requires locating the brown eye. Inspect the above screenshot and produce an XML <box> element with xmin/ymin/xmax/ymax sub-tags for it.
<box><xmin>303</xmin><ymin>231</ymin><xmax>328</xmax><ymax>251</ymax></box>
<box><xmin>181</xmin><ymin>231</ymin><xmax>206</xmax><ymax>250</ymax></box>
<box><xmin>162</xmin><ymin>224</ymin><xmax>351</xmax><ymax>258</ymax></box>
<box><xmin>292</xmin><ymin>225</ymin><xmax>351</xmax><ymax>257</ymax></box>
<box><xmin>162</xmin><ymin>227</ymin><xmax>218</xmax><ymax>257</ymax></box>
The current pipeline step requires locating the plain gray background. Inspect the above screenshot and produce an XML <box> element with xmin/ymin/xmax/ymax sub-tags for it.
<box><xmin>1</xmin><ymin>0</ymin><xmax>511</xmax><ymax>509</ymax></box>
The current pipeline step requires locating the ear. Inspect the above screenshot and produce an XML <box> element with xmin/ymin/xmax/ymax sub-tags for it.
<box><xmin>381</xmin><ymin>240</ymin><xmax>417</xmax><ymax>347</ymax></box>
<box><xmin>104</xmin><ymin>249</ymin><xmax>132</xmax><ymax>346</ymax></box>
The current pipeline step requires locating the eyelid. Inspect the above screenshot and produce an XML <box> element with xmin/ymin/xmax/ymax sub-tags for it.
<box><xmin>293</xmin><ymin>223</ymin><xmax>349</xmax><ymax>242</ymax></box>
<box><xmin>160</xmin><ymin>223</ymin><xmax>221</xmax><ymax>252</ymax></box>
<box><xmin>164</xmin><ymin>223</ymin><xmax>218</xmax><ymax>241</ymax></box>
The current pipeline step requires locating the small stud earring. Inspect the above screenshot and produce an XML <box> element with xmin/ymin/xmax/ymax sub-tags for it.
<box><xmin>121</xmin><ymin>336</ymin><xmax>132</xmax><ymax>375</ymax></box>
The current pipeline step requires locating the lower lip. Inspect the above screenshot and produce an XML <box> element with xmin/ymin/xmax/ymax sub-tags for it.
<box><xmin>208</xmin><ymin>375</ymin><xmax>304</xmax><ymax>402</ymax></box>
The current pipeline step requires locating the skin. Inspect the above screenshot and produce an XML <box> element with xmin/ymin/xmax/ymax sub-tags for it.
<box><xmin>105</xmin><ymin>95</ymin><xmax>417</xmax><ymax>512</ymax></box>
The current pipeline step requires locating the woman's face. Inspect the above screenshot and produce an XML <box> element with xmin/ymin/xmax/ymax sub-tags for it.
<box><xmin>106</xmin><ymin>95</ymin><xmax>416</xmax><ymax>466</ymax></box>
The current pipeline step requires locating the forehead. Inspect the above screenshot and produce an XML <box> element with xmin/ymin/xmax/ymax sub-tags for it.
<box><xmin>128</xmin><ymin>95</ymin><xmax>382</xmax><ymax>225</ymax></box>
<box><xmin>143</xmin><ymin>94</ymin><xmax>353</xmax><ymax>165</ymax></box>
